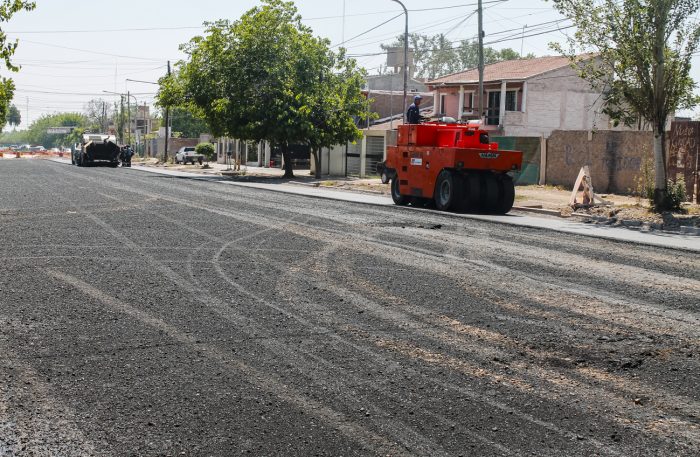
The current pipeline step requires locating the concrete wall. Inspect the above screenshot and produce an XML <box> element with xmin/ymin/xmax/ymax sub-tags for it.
<box><xmin>154</xmin><ymin>137</ymin><xmax>199</xmax><ymax>158</ymax></box>
<box><xmin>545</xmin><ymin>130</ymin><xmax>654</xmax><ymax>193</ymax></box>
<box><xmin>368</xmin><ymin>91</ymin><xmax>431</xmax><ymax>121</ymax></box>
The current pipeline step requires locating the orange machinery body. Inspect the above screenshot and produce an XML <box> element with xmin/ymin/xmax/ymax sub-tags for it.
<box><xmin>385</xmin><ymin>123</ymin><xmax>523</xmax><ymax>199</ymax></box>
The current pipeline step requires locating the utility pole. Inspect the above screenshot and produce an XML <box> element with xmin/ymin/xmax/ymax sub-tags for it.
<box><xmin>127</xmin><ymin>91</ymin><xmax>131</xmax><ymax>146</ymax></box>
<box><xmin>342</xmin><ymin>0</ymin><xmax>346</xmax><ymax>44</ymax></box>
<box><xmin>391</xmin><ymin>0</ymin><xmax>408</xmax><ymax>119</ymax></box>
<box><xmin>119</xmin><ymin>95</ymin><xmax>125</xmax><ymax>144</ymax></box>
<box><xmin>478</xmin><ymin>0</ymin><xmax>485</xmax><ymax>123</ymax></box>
<box><xmin>164</xmin><ymin>60</ymin><xmax>171</xmax><ymax>162</ymax></box>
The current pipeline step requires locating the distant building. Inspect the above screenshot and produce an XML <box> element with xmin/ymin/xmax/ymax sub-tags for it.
<box><xmin>427</xmin><ymin>55</ymin><xmax>620</xmax><ymax>137</ymax></box>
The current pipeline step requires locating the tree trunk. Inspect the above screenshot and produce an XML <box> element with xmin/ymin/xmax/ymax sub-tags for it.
<box><xmin>652</xmin><ymin>2</ymin><xmax>669</xmax><ymax>211</ymax></box>
<box><xmin>281</xmin><ymin>143</ymin><xmax>294</xmax><ymax>178</ymax></box>
<box><xmin>312</xmin><ymin>147</ymin><xmax>321</xmax><ymax>179</ymax></box>
<box><xmin>653</xmin><ymin>125</ymin><xmax>668</xmax><ymax>210</ymax></box>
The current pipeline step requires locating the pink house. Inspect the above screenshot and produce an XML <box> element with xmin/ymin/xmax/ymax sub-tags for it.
<box><xmin>427</xmin><ymin>55</ymin><xmax>609</xmax><ymax>137</ymax></box>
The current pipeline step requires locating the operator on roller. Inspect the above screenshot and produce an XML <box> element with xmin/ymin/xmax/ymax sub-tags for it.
<box><xmin>406</xmin><ymin>94</ymin><xmax>423</xmax><ymax>124</ymax></box>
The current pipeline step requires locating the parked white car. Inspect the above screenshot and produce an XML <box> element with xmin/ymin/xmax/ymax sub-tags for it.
<box><xmin>175</xmin><ymin>146</ymin><xmax>204</xmax><ymax>165</ymax></box>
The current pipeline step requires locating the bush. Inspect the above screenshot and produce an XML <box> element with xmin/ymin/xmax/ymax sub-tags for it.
<box><xmin>195</xmin><ymin>142</ymin><xmax>215</xmax><ymax>161</ymax></box>
<box><xmin>635</xmin><ymin>156</ymin><xmax>686</xmax><ymax>212</ymax></box>
<box><xmin>667</xmin><ymin>177</ymin><xmax>686</xmax><ymax>212</ymax></box>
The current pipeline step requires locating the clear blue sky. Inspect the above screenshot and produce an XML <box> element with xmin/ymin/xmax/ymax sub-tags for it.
<box><xmin>3</xmin><ymin>0</ymin><xmax>699</xmax><ymax>128</ymax></box>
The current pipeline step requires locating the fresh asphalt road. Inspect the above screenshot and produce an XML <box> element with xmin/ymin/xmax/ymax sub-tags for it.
<box><xmin>1</xmin><ymin>159</ymin><xmax>699</xmax><ymax>456</ymax></box>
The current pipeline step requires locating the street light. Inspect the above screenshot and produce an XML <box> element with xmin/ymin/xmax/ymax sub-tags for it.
<box><xmin>391</xmin><ymin>0</ymin><xmax>408</xmax><ymax>121</ymax></box>
<box><xmin>103</xmin><ymin>90</ymin><xmax>137</xmax><ymax>146</ymax></box>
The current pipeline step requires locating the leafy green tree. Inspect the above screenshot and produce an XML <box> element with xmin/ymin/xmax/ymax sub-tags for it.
<box><xmin>16</xmin><ymin>112</ymin><xmax>87</xmax><ymax>148</ymax></box>
<box><xmin>297</xmin><ymin>46</ymin><xmax>368</xmax><ymax>178</ymax></box>
<box><xmin>551</xmin><ymin>0</ymin><xmax>700</xmax><ymax>210</ymax></box>
<box><xmin>0</xmin><ymin>1</ymin><xmax>35</xmax><ymax>129</ymax></box>
<box><xmin>158</xmin><ymin>0</ymin><xmax>370</xmax><ymax>178</ymax></box>
<box><xmin>382</xmin><ymin>33</ymin><xmax>531</xmax><ymax>80</ymax></box>
<box><xmin>171</xmin><ymin>107</ymin><xmax>209</xmax><ymax>138</ymax></box>
<box><xmin>6</xmin><ymin>103</ymin><xmax>19</xmax><ymax>127</ymax></box>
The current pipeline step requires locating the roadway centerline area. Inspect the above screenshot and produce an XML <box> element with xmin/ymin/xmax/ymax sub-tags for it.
<box><xmin>1</xmin><ymin>159</ymin><xmax>699</xmax><ymax>456</ymax></box>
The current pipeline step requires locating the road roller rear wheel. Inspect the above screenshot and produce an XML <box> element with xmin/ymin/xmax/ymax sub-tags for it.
<box><xmin>479</xmin><ymin>173</ymin><xmax>499</xmax><ymax>213</ymax></box>
<box><xmin>495</xmin><ymin>175</ymin><xmax>515</xmax><ymax>214</ymax></box>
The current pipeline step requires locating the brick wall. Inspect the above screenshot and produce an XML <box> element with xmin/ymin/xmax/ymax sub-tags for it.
<box><xmin>154</xmin><ymin>137</ymin><xmax>199</xmax><ymax>158</ymax></box>
<box><xmin>546</xmin><ymin>130</ymin><xmax>656</xmax><ymax>193</ymax></box>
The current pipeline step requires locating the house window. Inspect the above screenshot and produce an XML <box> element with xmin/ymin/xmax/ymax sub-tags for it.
<box><xmin>464</xmin><ymin>92</ymin><xmax>474</xmax><ymax>112</ymax></box>
<box><xmin>439</xmin><ymin>94</ymin><xmax>446</xmax><ymax>115</ymax></box>
<box><xmin>505</xmin><ymin>90</ymin><xmax>518</xmax><ymax>111</ymax></box>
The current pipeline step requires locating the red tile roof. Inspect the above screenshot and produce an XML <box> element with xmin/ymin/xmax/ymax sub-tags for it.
<box><xmin>428</xmin><ymin>55</ymin><xmax>576</xmax><ymax>86</ymax></box>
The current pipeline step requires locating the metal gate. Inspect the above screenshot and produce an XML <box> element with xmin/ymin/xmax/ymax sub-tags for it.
<box><xmin>365</xmin><ymin>136</ymin><xmax>385</xmax><ymax>177</ymax></box>
<box><xmin>669</xmin><ymin>121</ymin><xmax>700</xmax><ymax>203</ymax></box>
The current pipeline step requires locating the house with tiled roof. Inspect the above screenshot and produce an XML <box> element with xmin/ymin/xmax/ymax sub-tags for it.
<box><xmin>426</xmin><ymin>55</ymin><xmax>609</xmax><ymax>137</ymax></box>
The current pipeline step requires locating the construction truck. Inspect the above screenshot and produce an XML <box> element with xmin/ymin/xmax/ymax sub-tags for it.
<box><xmin>379</xmin><ymin>120</ymin><xmax>523</xmax><ymax>214</ymax></box>
<box><xmin>72</xmin><ymin>134</ymin><xmax>120</xmax><ymax>167</ymax></box>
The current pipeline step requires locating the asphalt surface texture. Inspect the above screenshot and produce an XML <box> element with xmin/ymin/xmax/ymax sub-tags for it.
<box><xmin>1</xmin><ymin>159</ymin><xmax>699</xmax><ymax>456</ymax></box>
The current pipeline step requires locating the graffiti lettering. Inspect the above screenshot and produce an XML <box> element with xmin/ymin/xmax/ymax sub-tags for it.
<box><xmin>602</xmin><ymin>156</ymin><xmax>642</xmax><ymax>172</ymax></box>
<box><xmin>564</xmin><ymin>145</ymin><xmax>575</xmax><ymax>166</ymax></box>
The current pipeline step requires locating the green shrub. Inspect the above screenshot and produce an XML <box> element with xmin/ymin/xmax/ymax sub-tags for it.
<box><xmin>666</xmin><ymin>177</ymin><xmax>686</xmax><ymax>212</ymax></box>
<box><xmin>195</xmin><ymin>142</ymin><xmax>216</xmax><ymax>161</ymax></box>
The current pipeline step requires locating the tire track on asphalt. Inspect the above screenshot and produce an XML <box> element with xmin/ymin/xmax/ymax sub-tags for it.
<box><xmin>276</xmin><ymin>242</ymin><xmax>700</xmax><ymax>452</ymax></box>
<box><xmin>212</xmin><ymin>237</ymin><xmax>622</xmax><ymax>455</ymax></box>
<box><xmin>40</xmin><ymin>172</ymin><xmax>430</xmax><ymax>455</ymax></box>
<box><xmin>47</xmin><ymin>162</ymin><xmax>696</xmax><ymax>450</ymax></box>
<box><xmin>122</xmin><ymin>185</ymin><xmax>617</xmax><ymax>454</ymax></box>
<box><xmin>45</xmin><ymin>269</ymin><xmax>408</xmax><ymax>457</ymax></box>
<box><xmin>209</xmin><ymin>239</ymin><xmax>499</xmax><ymax>456</ymax></box>
<box><xmin>80</xmin><ymin>166</ymin><xmax>700</xmax><ymax>430</ymax></box>
<box><xmin>0</xmin><ymin>329</ymin><xmax>104</xmax><ymax>456</ymax></box>
<box><xmin>81</xmin><ymin>179</ymin><xmax>538</xmax><ymax>454</ymax></box>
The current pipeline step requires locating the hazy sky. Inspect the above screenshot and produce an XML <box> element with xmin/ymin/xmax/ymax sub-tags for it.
<box><xmin>3</xmin><ymin>0</ymin><xmax>699</xmax><ymax>129</ymax></box>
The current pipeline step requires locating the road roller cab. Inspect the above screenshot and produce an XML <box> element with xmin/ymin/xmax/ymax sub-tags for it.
<box><xmin>381</xmin><ymin>121</ymin><xmax>523</xmax><ymax>214</ymax></box>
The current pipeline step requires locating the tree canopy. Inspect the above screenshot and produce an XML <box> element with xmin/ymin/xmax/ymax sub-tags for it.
<box><xmin>170</xmin><ymin>107</ymin><xmax>209</xmax><ymax>138</ymax></box>
<box><xmin>6</xmin><ymin>103</ymin><xmax>19</xmax><ymax>127</ymax></box>
<box><xmin>158</xmin><ymin>0</ymin><xmax>370</xmax><ymax>177</ymax></box>
<box><xmin>551</xmin><ymin>0</ymin><xmax>700</xmax><ymax>209</ymax></box>
<box><xmin>381</xmin><ymin>33</ymin><xmax>533</xmax><ymax>80</ymax></box>
<box><xmin>0</xmin><ymin>112</ymin><xmax>87</xmax><ymax>148</ymax></box>
<box><xmin>0</xmin><ymin>1</ymin><xmax>35</xmax><ymax>129</ymax></box>
<box><xmin>83</xmin><ymin>98</ymin><xmax>116</xmax><ymax>133</ymax></box>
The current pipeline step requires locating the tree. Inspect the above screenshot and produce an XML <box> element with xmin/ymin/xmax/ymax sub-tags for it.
<box><xmin>15</xmin><ymin>112</ymin><xmax>87</xmax><ymax>148</ymax></box>
<box><xmin>83</xmin><ymin>98</ymin><xmax>114</xmax><ymax>133</ymax></box>
<box><xmin>171</xmin><ymin>107</ymin><xmax>209</xmax><ymax>138</ymax></box>
<box><xmin>298</xmin><ymin>46</ymin><xmax>368</xmax><ymax>178</ymax></box>
<box><xmin>6</xmin><ymin>103</ymin><xmax>20</xmax><ymax>127</ymax></box>
<box><xmin>551</xmin><ymin>0</ymin><xmax>700</xmax><ymax>210</ymax></box>
<box><xmin>158</xmin><ymin>0</ymin><xmax>370</xmax><ymax>178</ymax></box>
<box><xmin>0</xmin><ymin>1</ymin><xmax>35</xmax><ymax>130</ymax></box>
<box><xmin>381</xmin><ymin>33</ymin><xmax>531</xmax><ymax>80</ymax></box>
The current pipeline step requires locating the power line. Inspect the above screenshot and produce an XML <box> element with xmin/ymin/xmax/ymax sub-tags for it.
<box><xmin>20</xmin><ymin>39</ymin><xmax>170</xmax><ymax>62</ymax></box>
<box><xmin>7</xmin><ymin>25</ymin><xmax>204</xmax><ymax>34</ymax></box>
<box><xmin>332</xmin><ymin>13</ymin><xmax>403</xmax><ymax>48</ymax></box>
<box><xmin>345</xmin><ymin>18</ymin><xmax>573</xmax><ymax>58</ymax></box>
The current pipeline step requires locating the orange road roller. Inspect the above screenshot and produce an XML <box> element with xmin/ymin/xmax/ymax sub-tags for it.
<box><xmin>379</xmin><ymin>121</ymin><xmax>523</xmax><ymax>214</ymax></box>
